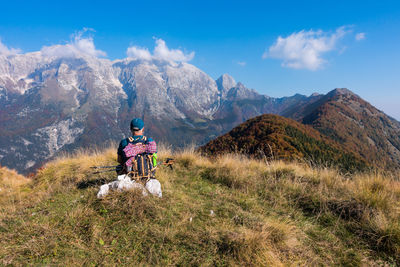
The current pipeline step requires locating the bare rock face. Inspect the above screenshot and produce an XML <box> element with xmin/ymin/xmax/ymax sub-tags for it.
<box><xmin>216</xmin><ymin>73</ymin><xmax>236</xmax><ymax>98</ymax></box>
<box><xmin>114</xmin><ymin>60</ymin><xmax>220</xmax><ymax>120</ymax></box>
<box><xmin>226</xmin><ymin>82</ymin><xmax>261</xmax><ymax>101</ymax></box>
<box><xmin>0</xmin><ymin>52</ymin><xmax>230</xmax><ymax>173</ymax></box>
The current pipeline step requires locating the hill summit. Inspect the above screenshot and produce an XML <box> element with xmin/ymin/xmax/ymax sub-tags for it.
<box><xmin>299</xmin><ymin>88</ymin><xmax>400</xmax><ymax>169</ymax></box>
<box><xmin>0</xmin><ymin>147</ymin><xmax>399</xmax><ymax>265</ymax></box>
<box><xmin>200</xmin><ymin>114</ymin><xmax>368</xmax><ymax>172</ymax></box>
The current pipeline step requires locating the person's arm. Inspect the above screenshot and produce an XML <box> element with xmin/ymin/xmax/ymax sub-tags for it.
<box><xmin>118</xmin><ymin>154</ymin><xmax>124</xmax><ymax>165</ymax></box>
<box><xmin>117</xmin><ymin>140</ymin><xmax>127</xmax><ymax>174</ymax></box>
<box><xmin>117</xmin><ymin>139</ymin><xmax>126</xmax><ymax>165</ymax></box>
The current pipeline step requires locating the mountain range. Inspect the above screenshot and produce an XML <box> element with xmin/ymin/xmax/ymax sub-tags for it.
<box><xmin>1</xmin><ymin>51</ymin><xmax>399</xmax><ymax>173</ymax></box>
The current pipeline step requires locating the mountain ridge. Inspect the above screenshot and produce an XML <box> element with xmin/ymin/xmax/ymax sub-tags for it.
<box><xmin>0</xmin><ymin>52</ymin><xmax>399</xmax><ymax>173</ymax></box>
<box><xmin>200</xmin><ymin>114</ymin><xmax>369</xmax><ymax>172</ymax></box>
<box><xmin>286</xmin><ymin>88</ymin><xmax>400</xmax><ymax>169</ymax></box>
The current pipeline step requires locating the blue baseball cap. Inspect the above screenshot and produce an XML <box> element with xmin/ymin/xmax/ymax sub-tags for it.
<box><xmin>130</xmin><ymin>118</ymin><xmax>144</xmax><ymax>131</ymax></box>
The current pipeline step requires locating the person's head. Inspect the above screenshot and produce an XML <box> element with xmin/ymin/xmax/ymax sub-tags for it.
<box><xmin>130</xmin><ymin>118</ymin><xmax>144</xmax><ymax>136</ymax></box>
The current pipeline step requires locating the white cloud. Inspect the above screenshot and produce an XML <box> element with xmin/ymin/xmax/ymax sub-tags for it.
<box><xmin>126</xmin><ymin>38</ymin><xmax>194</xmax><ymax>62</ymax></box>
<box><xmin>263</xmin><ymin>26</ymin><xmax>351</xmax><ymax>70</ymax></box>
<box><xmin>126</xmin><ymin>46</ymin><xmax>152</xmax><ymax>60</ymax></box>
<box><xmin>355</xmin><ymin>32</ymin><xmax>366</xmax><ymax>41</ymax></box>
<box><xmin>0</xmin><ymin>39</ymin><xmax>21</xmax><ymax>55</ymax></box>
<box><xmin>41</xmin><ymin>28</ymin><xmax>106</xmax><ymax>58</ymax></box>
<box><xmin>237</xmin><ymin>61</ymin><xmax>246</xmax><ymax>66</ymax></box>
<box><xmin>153</xmin><ymin>39</ymin><xmax>194</xmax><ymax>62</ymax></box>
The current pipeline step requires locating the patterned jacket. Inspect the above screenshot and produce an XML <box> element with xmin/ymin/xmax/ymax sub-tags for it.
<box><xmin>117</xmin><ymin>135</ymin><xmax>157</xmax><ymax>167</ymax></box>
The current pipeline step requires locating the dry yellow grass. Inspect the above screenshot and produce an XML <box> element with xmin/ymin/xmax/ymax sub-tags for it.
<box><xmin>0</xmin><ymin>146</ymin><xmax>399</xmax><ymax>266</ymax></box>
<box><xmin>0</xmin><ymin>166</ymin><xmax>29</xmax><ymax>188</ymax></box>
<box><xmin>0</xmin><ymin>166</ymin><xmax>30</xmax><ymax>207</ymax></box>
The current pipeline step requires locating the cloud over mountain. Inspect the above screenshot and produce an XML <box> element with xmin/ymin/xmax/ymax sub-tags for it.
<box><xmin>41</xmin><ymin>28</ymin><xmax>107</xmax><ymax>58</ymax></box>
<box><xmin>2</xmin><ymin>29</ymin><xmax>195</xmax><ymax>63</ymax></box>
<box><xmin>126</xmin><ymin>46</ymin><xmax>152</xmax><ymax>61</ymax></box>
<box><xmin>0</xmin><ymin>39</ymin><xmax>21</xmax><ymax>55</ymax></box>
<box><xmin>263</xmin><ymin>26</ymin><xmax>351</xmax><ymax>70</ymax></box>
<box><xmin>127</xmin><ymin>38</ymin><xmax>195</xmax><ymax>62</ymax></box>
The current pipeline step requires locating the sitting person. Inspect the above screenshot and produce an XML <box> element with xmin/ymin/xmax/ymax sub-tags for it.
<box><xmin>97</xmin><ymin>118</ymin><xmax>162</xmax><ymax>198</ymax></box>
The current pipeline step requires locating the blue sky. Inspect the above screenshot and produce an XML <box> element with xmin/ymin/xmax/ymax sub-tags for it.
<box><xmin>1</xmin><ymin>0</ymin><xmax>400</xmax><ymax>119</ymax></box>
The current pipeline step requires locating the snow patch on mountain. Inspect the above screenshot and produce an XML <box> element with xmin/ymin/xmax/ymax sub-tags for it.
<box><xmin>21</xmin><ymin>138</ymin><xmax>33</xmax><ymax>146</ymax></box>
<box><xmin>35</xmin><ymin>119</ymin><xmax>84</xmax><ymax>156</ymax></box>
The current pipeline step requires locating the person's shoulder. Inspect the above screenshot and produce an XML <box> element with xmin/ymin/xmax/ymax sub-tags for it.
<box><xmin>119</xmin><ymin>138</ymin><xmax>129</xmax><ymax>147</ymax></box>
<box><xmin>144</xmin><ymin>136</ymin><xmax>155</xmax><ymax>143</ymax></box>
<box><xmin>117</xmin><ymin>138</ymin><xmax>130</xmax><ymax>155</ymax></box>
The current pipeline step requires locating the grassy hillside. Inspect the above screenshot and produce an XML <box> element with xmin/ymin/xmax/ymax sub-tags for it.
<box><xmin>0</xmin><ymin>147</ymin><xmax>399</xmax><ymax>266</ymax></box>
<box><xmin>299</xmin><ymin>89</ymin><xmax>400</xmax><ymax>170</ymax></box>
<box><xmin>201</xmin><ymin>114</ymin><xmax>369</xmax><ymax>173</ymax></box>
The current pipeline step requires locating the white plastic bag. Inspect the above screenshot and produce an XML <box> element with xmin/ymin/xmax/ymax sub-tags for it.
<box><xmin>97</xmin><ymin>175</ymin><xmax>162</xmax><ymax>198</ymax></box>
<box><xmin>145</xmin><ymin>179</ymin><xmax>162</xmax><ymax>198</ymax></box>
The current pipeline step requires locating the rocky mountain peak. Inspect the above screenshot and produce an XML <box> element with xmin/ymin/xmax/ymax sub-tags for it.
<box><xmin>226</xmin><ymin>82</ymin><xmax>260</xmax><ymax>101</ymax></box>
<box><xmin>328</xmin><ymin>88</ymin><xmax>356</xmax><ymax>98</ymax></box>
<box><xmin>298</xmin><ymin>87</ymin><xmax>400</xmax><ymax>169</ymax></box>
<box><xmin>236</xmin><ymin>81</ymin><xmax>246</xmax><ymax>88</ymax></box>
<box><xmin>216</xmin><ymin>73</ymin><xmax>236</xmax><ymax>97</ymax></box>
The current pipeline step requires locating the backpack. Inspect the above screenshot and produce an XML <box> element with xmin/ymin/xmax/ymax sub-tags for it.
<box><xmin>122</xmin><ymin>136</ymin><xmax>157</xmax><ymax>181</ymax></box>
<box><xmin>128</xmin><ymin>153</ymin><xmax>156</xmax><ymax>181</ymax></box>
